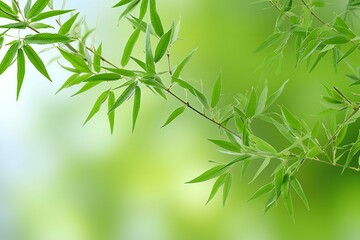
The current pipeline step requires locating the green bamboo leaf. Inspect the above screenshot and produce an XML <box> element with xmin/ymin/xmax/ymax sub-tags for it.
<box><xmin>23</xmin><ymin>45</ymin><xmax>51</xmax><ymax>81</ymax></box>
<box><xmin>93</xmin><ymin>43</ymin><xmax>102</xmax><ymax>73</ymax></box>
<box><xmin>139</xmin><ymin>0</ymin><xmax>148</xmax><ymax>19</ymax></box>
<box><xmin>149</xmin><ymin>0</ymin><xmax>164</xmax><ymax>37</ymax></box>
<box><xmin>337</xmin><ymin>43</ymin><xmax>360</xmax><ymax>64</ymax></box>
<box><xmin>72</xmin><ymin>82</ymin><xmax>101</xmax><ymax>96</ymax></box>
<box><xmin>84</xmin><ymin>73</ymin><xmax>121</xmax><ymax>82</ymax></box>
<box><xmin>343</xmin><ymin>141</ymin><xmax>360</xmax><ymax>174</ymax></box>
<box><xmin>310</xmin><ymin>51</ymin><xmax>327</xmax><ymax>72</ymax></box>
<box><xmin>211</xmin><ymin>73</ymin><xmax>222</xmax><ymax>108</ymax></box>
<box><xmin>109</xmin><ymin>82</ymin><xmax>137</xmax><ymax>112</ymax></box>
<box><xmin>56</xmin><ymin>73</ymin><xmax>92</xmax><ymax>94</ymax></box>
<box><xmin>0</xmin><ymin>41</ymin><xmax>19</xmax><ymax>75</ymax></box>
<box><xmin>208</xmin><ymin>139</ymin><xmax>240</xmax><ymax>152</ymax></box>
<box><xmin>29</xmin><ymin>23</ymin><xmax>54</xmax><ymax>29</ymax></box>
<box><xmin>274</xmin><ymin>166</ymin><xmax>285</xmax><ymax>197</ymax></box>
<box><xmin>103</xmin><ymin>67</ymin><xmax>137</xmax><ymax>77</ymax></box>
<box><xmin>0</xmin><ymin>22</ymin><xmax>27</xmax><ymax>29</ymax></box>
<box><xmin>265</xmin><ymin>80</ymin><xmax>288</xmax><ymax>110</ymax></box>
<box><xmin>283</xmin><ymin>0</ymin><xmax>293</xmax><ymax>12</ymax></box>
<box><xmin>132</xmin><ymin>86</ymin><xmax>141</xmax><ymax>132</ymax></box>
<box><xmin>24</xmin><ymin>0</ymin><xmax>32</xmax><ymax>18</ymax></box>
<box><xmin>154</xmin><ymin>27</ymin><xmax>173</xmax><ymax>62</ymax></box>
<box><xmin>322</xmin><ymin>35</ymin><xmax>351</xmax><ymax>45</ymax></box>
<box><xmin>172</xmin><ymin>49</ymin><xmax>196</xmax><ymax>80</ymax></box>
<box><xmin>206</xmin><ymin>174</ymin><xmax>226</xmax><ymax>204</ymax></box>
<box><xmin>256</xmin><ymin>82</ymin><xmax>268</xmax><ymax>114</ymax></box>
<box><xmin>108</xmin><ymin>91</ymin><xmax>116</xmax><ymax>134</ymax></box>
<box><xmin>131</xmin><ymin>57</ymin><xmax>147</xmax><ymax>70</ymax></box>
<box><xmin>222</xmin><ymin>173</ymin><xmax>232</xmax><ymax>206</ymax></box>
<box><xmin>194</xmin><ymin>89</ymin><xmax>210</xmax><ymax>109</ymax></box>
<box><xmin>122</xmin><ymin>28</ymin><xmax>141</xmax><ymax>66</ymax></box>
<box><xmin>58</xmin><ymin>48</ymin><xmax>90</xmax><ymax>72</ymax></box>
<box><xmin>145</xmin><ymin>25</ymin><xmax>155</xmax><ymax>73</ymax></box>
<box><xmin>246</xmin><ymin>88</ymin><xmax>257</xmax><ymax>118</ymax></box>
<box><xmin>161</xmin><ymin>105</ymin><xmax>186</xmax><ymax>128</ymax></box>
<box><xmin>249</xmin><ymin>158</ymin><xmax>271</xmax><ymax>183</ymax></box>
<box><xmin>281</xmin><ymin>106</ymin><xmax>302</xmax><ymax>130</ymax></box>
<box><xmin>187</xmin><ymin>164</ymin><xmax>230</xmax><ymax>184</ymax></box>
<box><xmin>11</xmin><ymin>2</ymin><xmax>18</xmax><ymax>15</ymax></box>
<box><xmin>83</xmin><ymin>90</ymin><xmax>110</xmax><ymax>125</ymax></box>
<box><xmin>30</xmin><ymin>9</ymin><xmax>74</xmax><ymax>22</ymax></box>
<box><xmin>27</xmin><ymin>0</ymin><xmax>50</xmax><ymax>19</ymax></box>
<box><xmin>113</xmin><ymin>0</ymin><xmax>133</xmax><ymax>8</ymax></box>
<box><xmin>255</xmin><ymin>32</ymin><xmax>282</xmax><ymax>53</ymax></box>
<box><xmin>264</xmin><ymin>189</ymin><xmax>278</xmax><ymax>213</ymax></box>
<box><xmin>252</xmin><ymin>136</ymin><xmax>277</xmax><ymax>153</ymax></box>
<box><xmin>16</xmin><ymin>48</ymin><xmax>25</xmax><ymax>101</ymax></box>
<box><xmin>58</xmin><ymin>13</ymin><xmax>79</xmax><ymax>35</ymax></box>
<box><xmin>0</xmin><ymin>1</ymin><xmax>17</xmax><ymax>18</ymax></box>
<box><xmin>118</xmin><ymin>0</ymin><xmax>141</xmax><ymax>20</ymax></box>
<box><xmin>290</xmin><ymin>176</ymin><xmax>310</xmax><ymax>210</ymax></box>
<box><xmin>248</xmin><ymin>183</ymin><xmax>273</xmax><ymax>201</ymax></box>
<box><xmin>24</xmin><ymin>33</ymin><xmax>72</xmax><ymax>44</ymax></box>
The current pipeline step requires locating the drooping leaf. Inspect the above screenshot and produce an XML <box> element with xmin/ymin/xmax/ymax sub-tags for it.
<box><xmin>290</xmin><ymin>176</ymin><xmax>310</xmax><ymax>210</ymax></box>
<box><xmin>256</xmin><ymin>82</ymin><xmax>268</xmax><ymax>114</ymax></box>
<box><xmin>337</xmin><ymin>43</ymin><xmax>360</xmax><ymax>64</ymax></box>
<box><xmin>249</xmin><ymin>158</ymin><xmax>271</xmax><ymax>183</ymax></box>
<box><xmin>265</xmin><ymin>80</ymin><xmax>288</xmax><ymax>109</ymax></box>
<box><xmin>132</xmin><ymin>86</ymin><xmax>141</xmax><ymax>132</ymax></box>
<box><xmin>187</xmin><ymin>164</ymin><xmax>230</xmax><ymax>184</ymax></box>
<box><xmin>108</xmin><ymin>91</ymin><xmax>116</xmax><ymax>134</ymax></box>
<box><xmin>139</xmin><ymin>0</ymin><xmax>148</xmax><ymax>19</ymax></box>
<box><xmin>222</xmin><ymin>173</ymin><xmax>232</xmax><ymax>206</ymax></box>
<box><xmin>246</xmin><ymin>88</ymin><xmax>257</xmax><ymax>118</ymax></box>
<box><xmin>109</xmin><ymin>82</ymin><xmax>137</xmax><ymax>112</ymax></box>
<box><xmin>0</xmin><ymin>22</ymin><xmax>27</xmax><ymax>29</ymax></box>
<box><xmin>145</xmin><ymin>25</ymin><xmax>155</xmax><ymax>73</ymax></box>
<box><xmin>0</xmin><ymin>41</ymin><xmax>19</xmax><ymax>75</ymax></box>
<box><xmin>83</xmin><ymin>90</ymin><xmax>110</xmax><ymax>125</ymax></box>
<box><xmin>281</xmin><ymin>106</ymin><xmax>302</xmax><ymax>130</ymax></box>
<box><xmin>161</xmin><ymin>105</ymin><xmax>186</xmax><ymax>128</ymax></box>
<box><xmin>113</xmin><ymin>0</ymin><xmax>133</xmax><ymax>8</ymax></box>
<box><xmin>22</xmin><ymin>45</ymin><xmax>51</xmax><ymax>81</ymax></box>
<box><xmin>248</xmin><ymin>183</ymin><xmax>273</xmax><ymax>201</ymax></box>
<box><xmin>16</xmin><ymin>48</ymin><xmax>25</xmax><ymax>101</ymax></box>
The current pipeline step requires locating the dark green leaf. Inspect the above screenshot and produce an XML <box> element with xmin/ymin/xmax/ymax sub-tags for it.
<box><xmin>206</xmin><ymin>174</ymin><xmax>226</xmax><ymax>204</ymax></box>
<box><xmin>290</xmin><ymin>176</ymin><xmax>310</xmax><ymax>210</ymax></box>
<box><xmin>27</xmin><ymin>0</ymin><xmax>50</xmax><ymax>19</ymax></box>
<box><xmin>84</xmin><ymin>73</ymin><xmax>121</xmax><ymax>82</ymax></box>
<box><xmin>0</xmin><ymin>22</ymin><xmax>27</xmax><ymax>29</ymax></box>
<box><xmin>248</xmin><ymin>183</ymin><xmax>273</xmax><ymax>201</ymax></box>
<box><xmin>208</xmin><ymin>139</ymin><xmax>240</xmax><ymax>152</ymax></box>
<box><xmin>187</xmin><ymin>164</ymin><xmax>230</xmax><ymax>184</ymax></box>
<box><xmin>139</xmin><ymin>0</ymin><xmax>148</xmax><ymax>19</ymax></box>
<box><xmin>223</xmin><ymin>174</ymin><xmax>232</xmax><ymax>206</ymax></box>
<box><xmin>30</xmin><ymin>9</ymin><xmax>74</xmax><ymax>22</ymax></box>
<box><xmin>58</xmin><ymin>48</ymin><xmax>90</xmax><ymax>72</ymax></box>
<box><xmin>108</xmin><ymin>91</ymin><xmax>116</xmax><ymax>134</ymax></box>
<box><xmin>16</xmin><ymin>48</ymin><xmax>25</xmax><ymax>101</ymax></box>
<box><xmin>154</xmin><ymin>27</ymin><xmax>173</xmax><ymax>62</ymax></box>
<box><xmin>113</xmin><ymin>0</ymin><xmax>133</xmax><ymax>8</ymax></box>
<box><xmin>93</xmin><ymin>43</ymin><xmax>102</xmax><ymax>73</ymax></box>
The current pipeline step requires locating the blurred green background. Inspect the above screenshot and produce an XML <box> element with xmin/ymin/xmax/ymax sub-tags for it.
<box><xmin>1</xmin><ymin>0</ymin><xmax>360</xmax><ymax>240</ymax></box>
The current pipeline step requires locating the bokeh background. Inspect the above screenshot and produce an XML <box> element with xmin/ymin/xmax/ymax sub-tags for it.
<box><xmin>1</xmin><ymin>0</ymin><xmax>360</xmax><ymax>240</ymax></box>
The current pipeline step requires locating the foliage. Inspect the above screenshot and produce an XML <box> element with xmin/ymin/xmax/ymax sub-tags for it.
<box><xmin>0</xmin><ymin>0</ymin><xmax>360</xmax><ymax>219</ymax></box>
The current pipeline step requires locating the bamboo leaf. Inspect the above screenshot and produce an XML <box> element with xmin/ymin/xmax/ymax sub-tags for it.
<box><xmin>222</xmin><ymin>173</ymin><xmax>232</xmax><ymax>206</ymax></box>
<box><xmin>0</xmin><ymin>41</ymin><xmax>19</xmax><ymax>75</ymax></box>
<box><xmin>161</xmin><ymin>105</ymin><xmax>186</xmax><ymax>128</ymax></box>
<box><xmin>109</xmin><ymin>82</ymin><xmax>137</xmax><ymax>112</ymax></box>
<box><xmin>23</xmin><ymin>45</ymin><xmax>51</xmax><ymax>81</ymax></box>
<box><xmin>113</xmin><ymin>0</ymin><xmax>133</xmax><ymax>7</ymax></box>
<box><xmin>208</xmin><ymin>139</ymin><xmax>240</xmax><ymax>152</ymax></box>
<box><xmin>16</xmin><ymin>48</ymin><xmax>25</xmax><ymax>101</ymax></box>
<box><xmin>145</xmin><ymin>25</ymin><xmax>155</xmax><ymax>73</ymax></box>
<box><xmin>172</xmin><ymin>49</ymin><xmax>196</xmax><ymax>80</ymax></box>
<box><xmin>27</xmin><ymin>0</ymin><xmax>50</xmax><ymax>19</ymax></box>
<box><xmin>58</xmin><ymin>48</ymin><xmax>90</xmax><ymax>72</ymax></box>
<box><xmin>108</xmin><ymin>91</ymin><xmax>116</xmax><ymax>134</ymax></box>
<box><xmin>83</xmin><ymin>90</ymin><xmax>110</xmax><ymax>125</ymax></box>
<box><xmin>248</xmin><ymin>183</ymin><xmax>273</xmax><ymax>201</ymax></box>
<box><xmin>132</xmin><ymin>86</ymin><xmax>141</xmax><ymax>132</ymax></box>
<box><xmin>122</xmin><ymin>28</ymin><xmax>141</xmax><ymax>66</ymax></box>
<box><xmin>139</xmin><ymin>0</ymin><xmax>148</xmax><ymax>19</ymax></box>
<box><xmin>93</xmin><ymin>43</ymin><xmax>102</xmax><ymax>73</ymax></box>
<box><xmin>187</xmin><ymin>164</ymin><xmax>230</xmax><ymax>184</ymax></box>
<box><xmin>24</xmin><ymin>33</ymin><xmax>72</xmax><ymax>45</ymax></box>
<box><xmin>246</xmin><ymin>88</ymin><xmax>257</xmax><ymax>118</ymax></box>
<box><xmin>149</xmin><ymin>0</ymin><xmax>164</xmax><ymax>37</ymax></box>
<box><xmin>154</xmin><ymin>27</ymin><xmax>173</xmax><ymax>62</ymax></box>
<box><xmin>290</xmin><ymin>176</ymin><xmax>310</xmax><ymax>210</ymax></box>
<box><xmin>211</xmin><ymin>73</ymin><xmax>222</xmax><ymax>108</ymax></box>
<box><xmin>249</xmin><ymin>158</ymin><xmax>271</xmax><ymax>183</ymax></box>
<box><xmin>58</xmin><ymin>12</ymin><xmax>79</xmax><ymax>35</ymax></box>
<box><xmin>266</xmin><ymin>80</ymin><xmax>288</xmax><ymax>109</ymax></box>
<box><xmin>206</xmin><ymin>174</ymin><xmax>226</xmax><ymax>204</ymax></box>
<box><xmin>84</xmin><ymin>73</ymin><xmax>122</xmax><ymax>82</ymax></box>
<box><xmin>30</xmin><ymin>9</ymin><xmax>74</xmax><ymax>22</ymax></box>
